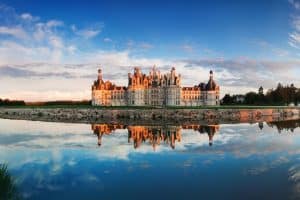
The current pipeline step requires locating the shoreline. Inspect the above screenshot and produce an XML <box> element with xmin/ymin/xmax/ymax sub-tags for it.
<box><xmin>0</xmin><ymin>107</ymin><xmax>299</xmax><ymax>124</ymax></box>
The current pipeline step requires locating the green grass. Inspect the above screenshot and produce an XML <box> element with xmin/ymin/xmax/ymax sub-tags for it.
<box><xmin>0</xmin><ymin>164</ymin><xmax>20</xmax><ymax>200</ymax></box>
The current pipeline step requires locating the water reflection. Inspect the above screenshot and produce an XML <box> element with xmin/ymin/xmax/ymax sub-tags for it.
<box><xmin>92</xmin><ymin>119</ymin><xmax>300</xmax><ymax>150</ymax></box>
<box><xmin>267</xmin><ymin>119</ymin><xmax>300</xmax><ymax>133</ymax></box>
<box><xmin>0</xmin><ymin>118</ymin><xmax>300</xmax><ymax>199</ymax></box>
<box><xmin>92</xmin><ymin>124</ymin><xmax>219</xmax><ymax>150</ymax></box>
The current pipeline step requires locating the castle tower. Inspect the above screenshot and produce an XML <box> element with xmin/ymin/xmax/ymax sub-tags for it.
<box><xmin>98</xmin><ymin>68</ymin><xmax>103</xmax><ymax>81</ymax></box>
<box><xmin>171</xmin><ymin>67</ymin><xmax>176</xmax><ymax>76</ymax></box>
<box><xmin>209</xmin><ymin>70</ymin><xmax>213</xmax><ymax>80</ymax></box>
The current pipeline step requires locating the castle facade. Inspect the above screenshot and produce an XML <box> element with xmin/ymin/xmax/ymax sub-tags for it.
<box><xmin>91</xmin><ymin>66</ymin><xmax>220</xmax><ymax>106</ymax></box>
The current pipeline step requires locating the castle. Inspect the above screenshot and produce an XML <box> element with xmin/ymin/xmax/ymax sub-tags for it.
<box><xmin>91</xmin><ymin>66</ymin><xmax>220</xmax><ymax>106</ymax></box>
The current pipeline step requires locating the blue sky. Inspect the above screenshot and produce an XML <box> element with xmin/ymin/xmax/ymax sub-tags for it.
<box><xmin>0</xmin><ymin>0</ymin><xmax>299</xmax><ymax>100</ymax></box>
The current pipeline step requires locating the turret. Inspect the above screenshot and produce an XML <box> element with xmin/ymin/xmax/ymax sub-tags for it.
<box><xmin>209</xmin><ymin>70</ymin><xmax>213</xmax><ymax>80</ymax></box>
<box><xmin>206</xmin><ymin>70</ymin><xmax>217</xmax><ymax>91</ymax></box>
<box><xmin>98</xmin><ymin>69</ymin><xmax>102</xmax><ymax>81</ymax></box>
<box><xmin>171</xmin><ymin>67</ymin><xmax>176</xmax><ymax>75</ymax></box>
<box><xmin>128</xmin><ymin>73</ymin><xmax>132</xmax><ymax>85</ymax></box>
<box><xmin>134</xmin><ymin>67</ymin><xmax>141</xmax><ymax>76</ymax></box>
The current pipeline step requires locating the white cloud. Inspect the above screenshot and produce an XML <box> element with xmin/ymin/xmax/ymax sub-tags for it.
<box><xmin>67</xmin><ymin>45</ymin><xmax>77</xmax><ymax>54</ymax></box>
<box><xmin>49</xmin><ymin>35</ymin><xmax>63</xmax><ymax>48</ymax></box>
<box><xmin>292</xmin><ymin>16</ymin><xmax>300</xmax><ymax>32</ymax></box>
<box><xmin>182</xmin><ymin>44</ymin><xmax>194</xmax><ymax>53</ymax></box>
<box><xmin>0</xmin><ymin>4</ymin><xmax>299</xmax><ymax>101</ymax></box>
<box><xmin>289</xmin><ymin>32</ymin><xmax>300</xmax><ymax>49</ymax></box>
<box><xmin>20</xmin><ymin>13</ymin><xmax>39</xmax><ymax>21</ymax></box>
<box><xmin>1</xmin><ymin>89</ymin><xmax>91</xmax><ymax>101</ymax></box>
<box><xmin>139</xmin><ymin>42</ymin><xmax>153</xmax><ymax>50</ymax></box>
<box><xmin>76</xmin><ymin>29</ymin><xmax>101</xmax><ymax>39</ymax></box>
<box><xmin>103</xmin><ymin>37</ymin><xmax>112</xmax><ymax>42</ymax></box>
<box><xmin>46</xmin><ymin>20</ymin><xmax>64</xmax><ymax>28</ymax></box>
<box><xmin>71</xmin><ymin>24</ymin><xmax>102</xmax><ymax>39</ymax></box>
<box><xmin>125</xmin><ymin>40</ymin><xmax>154</xmax><ymax>50</ymax></box>
<box><xmin>20</xmin><ymin>13</ymin><xmax>33</xmax><ymax>20</ymax></box>
<box><xmin>252</xmin><ymin>39</ymin><xmax>290</xmax><ymax>57</ymax></box>
<box><xmin>289</xmin><ymin>0</ymin><xmax>300</xmax><ymax>9</ymax></box>
<box><xmin>289</xmin><ymin>2</ymin><xmax>300</xmax><ymax>49</ymax></box>
<box><xmin>0</xmin><ymin>26</ymin><xmax>28</xmax><ymax>39</ymax></box>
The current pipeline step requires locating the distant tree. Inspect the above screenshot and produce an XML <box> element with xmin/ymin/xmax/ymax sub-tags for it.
<box><xmin>44</xmin><ymin>100</ymin><xmax>91</xmax><ymax>106</ymax></box>
<box><xmin>0</xmin><ymin>99</ymin><xmax>25</xmax><ymax>106</ymax></box>
<box><xmin>258</xmin><ymin>86</ymin><xmax>264</xmax><ymax>95</ymax></box>
<box><xmin>244</xmin><ymin>92</ymin><xmax>258</xmax><ymax>105</ymax></box>
<box><xmin>221</xmin><ymin>94</ymin><xmax>234</xmax><ymax>105</ymax></box>
<box><xmin>296</xmin><ymin>89</ymin><xmax>300</xmax><ymax>105</ymax></box>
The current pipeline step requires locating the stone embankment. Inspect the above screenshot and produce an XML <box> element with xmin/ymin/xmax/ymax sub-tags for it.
<box><xmin>0</xmin><ymin>107</ymin><xmax>299</xmax><ymax>124</ymax></box>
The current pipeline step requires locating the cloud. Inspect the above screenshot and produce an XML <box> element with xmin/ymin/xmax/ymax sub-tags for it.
<box><xmin>103</xmin><ymin>37</ymin><xmax>112</xmax><ymax>42</ymax></box>
<box><xmin>67</xmin><ymin>45</ymin><xmax>77</xmax><ymax>54</ymax></box>
<box><xmin>20</xmin><ymin>13</ymin><xmax>39</xmax><ymax>21</ymax></box>
<box><xmin>0</xmin><ymin>66</ymin><xmax>75</xmax><ymax>78</ymax></box>
<box><xmin>1</xmin><ymin>90</ymin><xmax>91</xmax><ymax>101</ymax></box>
<box><xmin>77</xmin><ymin>29</ymin><xmax>100</xmax><ymax>38</ymax></box>
<box><xmin>125</xmin><ymin>40</ymin><xmax>154</xmax><ymax>51</ymax></box>
<box><xmin>49</xmin><ymin>36</ymin><xmax>63</xmax><ymax>49</ymax></box>
<box><xmin>71</xmin><ymin>24</ymin><xmax>102</xmax><ymax>39</ymax></box>
<box><xmin>139</xmin><ymin>42</ymin><xmax>153</xmax><ymax>50</ymax></box>
<box><xmin>181</xmin><ymin>58</ymin><xmax>300</xmax><ymax>90</ymax></box>
<box><xmin>0</xmin><ymin>26</ymin><xmax>28</xmax><ymax>39</ymax></box>
<box><xmin>289</xmin><ymin>32</ymin><xmax>300</xmax><ymax>49</ymax></box>
<box><xmin>46</xmin><ymin>20</ymin><xmax>64</xmax><ymax>28</ymax></box>
<box><xmin>182</xmin><ymin>44</ymin><xmax>194</xmax><ymax>53</ymax></box>
<box><xmin>252</xmin><ymin>39</ymin><xmax>289</xmax><ymax>57</ymax></box>
<box><xmin>289</xmin><ymin>0</ymin><xmax>300</xmax><ymax>9</ymax></box>
<box><xmin>1</xmin><ymin>47</ymin><xmax>300</xmax><ymax>100</ymax></box>
<box><xmin>289</xmin><ymin>2</ymin><xmax>300</xmax><ymax>49</ymax></box>
<box><xmin>20</xmin><ymin>13</ymin><xmax>31</xmax><ymax>20</ymax></box>
<box><xmin>292</xmin><ymin>16</ymin><xmax>300</xmax><ymax>32</ymax></box>
<box><xmin>289</xmin><ymin>15</ymin><xmax>300</xmax><ymax>49</ymax></box>
<box><xmin>0</xmin><ymin>3</ymin><xmax>299</xmax><ymax>101</ymax></box>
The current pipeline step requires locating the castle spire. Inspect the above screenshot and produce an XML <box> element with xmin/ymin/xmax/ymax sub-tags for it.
<box><xmin>98</xmin><ymin>68</ymin><xmax>102</xmax><ymax>81</ymax></box>
<box><xmin>209</xmin><ymin>70</ymin><xmax>213</xmax><ymax>80</ymax></box>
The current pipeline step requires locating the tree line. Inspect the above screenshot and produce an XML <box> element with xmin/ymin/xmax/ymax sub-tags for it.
<box><xmin>0</xmin><ymin>99</ymin><xmax>91</xmax><ymax>106</ymax></box>
<box><xmin>0</xmin><ymin>99</ymin><xmax>25</xmax><ymax>106</ymax></box>
<box><xmin>222</xmin><ymin>83</ymin><xmax>300</xmax><ymax>106</ymax></box>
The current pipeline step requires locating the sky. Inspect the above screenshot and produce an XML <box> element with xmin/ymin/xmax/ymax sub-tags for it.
<box><xmin>0</xmin><ymin>0</ymin><xmax>300</xmax><ymax>101</ymax></box>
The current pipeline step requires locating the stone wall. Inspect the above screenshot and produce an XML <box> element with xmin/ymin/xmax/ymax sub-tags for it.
<box><xmin>0</xmin><ymin>107</ymin><xmax>299</xmax><ymax>124</ymax></box>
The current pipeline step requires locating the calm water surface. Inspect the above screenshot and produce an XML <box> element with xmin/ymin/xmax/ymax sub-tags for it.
<box><xmin>0</xmin><ymin>118</ymin><xmax>300</xmax><ymax>200</ymax></box>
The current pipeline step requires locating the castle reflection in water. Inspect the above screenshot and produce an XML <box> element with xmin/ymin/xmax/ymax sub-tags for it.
<box><xmin>91</xmin><ymin>124</ymin><xmax>219</xmax><ymax>149</ymax></box>
<box><xmin>91</xmin><ymin>119</ymin><xmax>300</xmax><ymax>150</ymax></box>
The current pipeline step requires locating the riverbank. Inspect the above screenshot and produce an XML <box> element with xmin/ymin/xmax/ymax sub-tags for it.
<box><xmin>0</xmin><ymin>107</ymin><xmax>299</xmax><ymax>124</ymax></box>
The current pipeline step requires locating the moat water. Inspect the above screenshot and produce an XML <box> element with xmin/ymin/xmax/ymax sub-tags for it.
<box><xmin>0</xmin><ymin>118</ymin><xmax>300</xmax><ymax>200</ymax></box>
